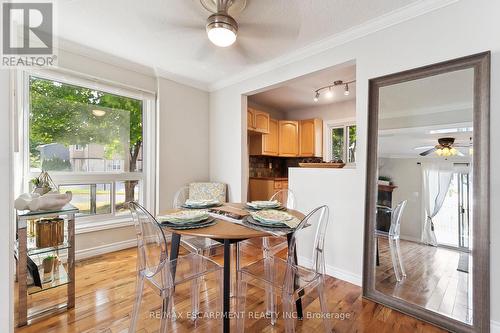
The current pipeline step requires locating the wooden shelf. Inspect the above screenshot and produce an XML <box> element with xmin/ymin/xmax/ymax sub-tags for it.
<box><xmin>378</xmin><ymin>184</ymin><xmax>398</xmax><ymax>192</ymax></box>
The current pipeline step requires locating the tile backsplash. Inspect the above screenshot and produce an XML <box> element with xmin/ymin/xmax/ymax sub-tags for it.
<box><xmin>249</xmin><ymin>156</ymin><xmax>323</xmax><ymax>178</ymax></box>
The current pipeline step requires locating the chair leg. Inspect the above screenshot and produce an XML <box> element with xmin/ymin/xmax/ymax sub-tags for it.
<box><xmin>317</xmin><ymin>277</ymin><xmax>333</xmax><ymax>333</ymax></box>
<box><xmin>236</xmin><ymin>272</ymin><xmax>248</xmax><ymax>333</ymax></box>
<box><xmin>282</xmin><ymin>291</ymin><xmax>296</xmax><ymax>333</ymax></box>
<box><xmin>129</xmin><ymin>274</ymin><xmax>145</xmax><ymax>333</ymax></box>
<box><xmin>262</xmin><ymin>237</ymin><xmax>275</xmax><ymax>317</ymax></box>
<box><xmin>190</xmin><ymin>254</ymin><xmax>202</xmax><ymax>320</ymax></box>
<box><xmin>160</xmin><ymin>290</ymin><xmax>174</xmax><ymax>333</ymax></box>
<box><xmin>388</xmin><ymin>238</ymin><xmax>403</xmax><ymax>281</ymax></box>
<box><xmin>394</xmin><ymin>238</ymin><xmax>406</xmax><ymax>278</ymax></box>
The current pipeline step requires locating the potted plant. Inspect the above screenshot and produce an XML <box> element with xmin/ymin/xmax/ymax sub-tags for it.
<box><xmin>378</xmin><ymin>176</ymin><xmax>392</xmax><ymax>186</ymax></box>
<box><xmin>31</xmin><ymin>171</ymin><xmax>56</xmax><ymax>195</ymax></box>
<box><xmin>42</xmin><ymin>255</ymin><xmax>56</xmax><ymax>274</ymax></box>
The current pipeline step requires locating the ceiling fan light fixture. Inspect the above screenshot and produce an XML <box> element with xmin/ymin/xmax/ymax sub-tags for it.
<box><xmin>206</xmin><ymin>13</ymin><xmax>238</xmax><ymax>47</ymax></box>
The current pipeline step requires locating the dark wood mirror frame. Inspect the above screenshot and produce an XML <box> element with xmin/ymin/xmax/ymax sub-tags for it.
<box><xmin>363</xmin><ymin>52</ymin><xmax>490</xmax><ymax>333</ymax></box>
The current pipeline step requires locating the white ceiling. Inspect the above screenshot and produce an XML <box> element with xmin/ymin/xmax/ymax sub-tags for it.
<box><xmin>379</xmin><ymin>68</ymin><xmax>474</xmax><ymax>118</ymax></box>
<box><xmin>378</xmin><ymin>68</ymin><xmax>474</xmax><ymax>158</ymax></box>
<box><xmin>248</xmin><ymin>62</ymin><xmax>356</xmax><ymax>111</ymax></box>
<box><xmin>57</xmin><ymin>0</ymin><xmax>420</xmax><ymax>90</ymax></box>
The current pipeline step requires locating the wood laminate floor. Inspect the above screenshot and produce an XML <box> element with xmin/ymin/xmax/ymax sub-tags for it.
<box><xmin>15</xmin><ymin>244</ymin><xmax>447</xmax><ymax>333</ymax></box>
<box><xmin>376</xmin><ymin>237</ymin><xmax>472</xmax><ymax>324</ymax></box>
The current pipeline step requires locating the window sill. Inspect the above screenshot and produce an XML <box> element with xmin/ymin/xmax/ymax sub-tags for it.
<box><xmin>76</xmin><ymin>216</ymin><xmax>134</xmax><ymax>234</ymax></box>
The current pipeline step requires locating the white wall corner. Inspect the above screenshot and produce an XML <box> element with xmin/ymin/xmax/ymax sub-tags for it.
<box><xmin>298</xmin><ymin>256</ymin><xmax>362</xmax><ymax>287</ymax></box>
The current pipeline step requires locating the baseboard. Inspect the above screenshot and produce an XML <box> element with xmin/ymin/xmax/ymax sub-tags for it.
<box><xmin>75</xmin><ymin>239</ymin><xmax>137</xmax><ymax>261</ymax></box>
<box><xmin>325</xmin><ymin>264</ymin><xmax>362</xmax><ymax>286</ymax></box>
<box><xmin>298</xmin><ymin>256</ymin><xmax>362</xmax><ymax>287</ymax></box>
<box><xmin>400</xmin><ymin>235</ymin><xmax>422</xmax><ymax>243</ymax></box>
<box><xmin>491</xmin><ymin>320</ymin><xmax>500</xmax><ymax>333</ymax></box>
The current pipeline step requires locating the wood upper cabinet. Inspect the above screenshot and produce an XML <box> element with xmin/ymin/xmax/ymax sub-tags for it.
<box><xmin>278</xmin><ymin>120</ymin><xmax>299</xmax><ymax>157</ymax></box>
<box><xmin>247</xmin><ymin>108</ymin><xmax>270</xmax><ymax>133</ymax></box>
<box><xmin>247</xmin><ymin>109</ymin><xmax>255</xmax><ymax>130</ymax></box>
<box><xmin>249</xmin><ymin>118</ymin><xmax>278</xmax><ymax>156</ymax></box>
<box><xmin>299</xmin><ymin>119</ymin><xmax>323</xmax><ymax>157</ymax></box>
<box><xmin>263</xmin><ymin>119</ymin><xmax>278</xmax><ymax>155</ymax></box>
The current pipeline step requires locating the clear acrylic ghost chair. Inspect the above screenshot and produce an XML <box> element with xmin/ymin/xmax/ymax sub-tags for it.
<box><xmin>236</xmin><ymin>205</ymin><xmax>332</xmax><ymax>333</ymax></box>
<box><xmin>240</xmin><ymin>189</ymin><xmax>296</xmax><ymax>316</ymax></box>
<box><xmin>128</xmin><ymin>202</ymin><xmax>223</xmax><ymax>333</ymax></box>
<box><xmin>172</xmin><ymin>186</ymin><xmax>223</xmax><ymax>315</ymax></box>
<box><xmin>172</xmin><ymin>186</ymin><xmax>222</xmax><ymax>256</ymax></box>
<box><xmin>376</xmin><ymin>200</ymin><xmax>407</xmax><ymax>282</ymax></box>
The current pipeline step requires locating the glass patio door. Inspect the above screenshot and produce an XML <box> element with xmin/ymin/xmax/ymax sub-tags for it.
<box><xmin>433</xmin><ymin>172</ymin><xmax>471</xmax><ymax>250</ymax></box>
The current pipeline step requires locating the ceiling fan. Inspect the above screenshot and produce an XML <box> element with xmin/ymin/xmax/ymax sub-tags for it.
<box><xmin>414</xmin><ymin>137</ymin><xmax>471</xmax><ymax>157</ymax></box>
<box><xmin>140</xmin><ymin>0</ymin><xmax>300</xmax><ymax>62</ymax></box>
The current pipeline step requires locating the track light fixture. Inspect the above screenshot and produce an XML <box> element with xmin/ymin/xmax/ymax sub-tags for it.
<box><xmin>313</xmin><ymin>79</ymin><xmax>355</xmax><ymax>102</ymax></box>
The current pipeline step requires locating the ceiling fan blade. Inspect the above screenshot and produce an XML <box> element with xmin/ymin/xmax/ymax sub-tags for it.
<box><xmin>420</xmin><ymin>148</ymin><xmax>436</xmax><ymax>156</ymax></box>
<box><xmin>456</xmin><ymin>150</ymin><xmax>465</xmax><ymax>157</ymax></box>
<box><xmin>414</xmin><ymin>145</ymin><xmax>435</xmax><ymax>150</ymax></box>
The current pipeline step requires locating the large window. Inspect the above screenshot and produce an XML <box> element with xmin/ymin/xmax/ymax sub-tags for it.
<box><xmin>327</xmin><ymin>123</ymin><xmax>356</xmax><ymax>164</ymax></box>
<box><xmin>25</xmin><ymin>73</ymin><xmax>153</xmax><ymax>222</ymax></box>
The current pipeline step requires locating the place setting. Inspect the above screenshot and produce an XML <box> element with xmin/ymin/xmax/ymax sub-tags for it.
<box><xmin>244</xmin><ymin>209</ymin><xmax>301</xmax><ymax>235</ymax></box>
<box><xmin>244</xmin><ymin>200</ymin><xmax>286</xmax><ymax>211</ymax></box>
<box><xmin>181</xmin><ymin>198</ymin><xmax>223</xmax><ymax>209</ymax></box>
<box><xmin>156</xmin><ymin>210</ymin><xmax>216</xmax><ymax>230</ymax></box>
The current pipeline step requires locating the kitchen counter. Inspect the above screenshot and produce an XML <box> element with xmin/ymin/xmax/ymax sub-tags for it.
<box><xmin>249</xmin><ymin>176</ymin><xmax>288</xmax><ymax>181</ymax></box>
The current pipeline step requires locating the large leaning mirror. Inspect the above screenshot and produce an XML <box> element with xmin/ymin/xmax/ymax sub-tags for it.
<box><xmin>363</xmin><ymin>52</ymin><xmax>490</xmax><ymax>332</ymax></box>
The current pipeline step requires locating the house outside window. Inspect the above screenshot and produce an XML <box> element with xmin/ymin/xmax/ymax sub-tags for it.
<box><xmin>326</xmin><ymin>121</ymin><xmax>357</xmax><ymax>164</ymax></box>
<box><xmin>22</xmin><ymin>71</ymin><xmax>156</xmax><ymax>227</ymax></box>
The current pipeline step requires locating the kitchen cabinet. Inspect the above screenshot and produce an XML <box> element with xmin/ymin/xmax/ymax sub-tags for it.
<box><xmin>247</xmin><ymin>109</ymin><xmax>255</xmax><ymax>130</ymax></box>
<box><xmin>247</xmin><ymin>108</ymin><xmax>270</xmax><ymax>133</ymax></box>
<box><xmin>299</xmin><ymin>118</ymin><xmax>323</xmax><ymax>157</ymax></box>
<box><xmin>278</xmin><ymin>120</ymin><xmax>299</xmax><ymax>157</ymax></box>
<box><xmin>249</xmin><ymin>118</ymin><xmax>278</xmax><ymax>156</ymax></box>
<box><xmin>248</xmin><ymin>178</ymin><xmax>289</xmax><ymax>201</ymax></box>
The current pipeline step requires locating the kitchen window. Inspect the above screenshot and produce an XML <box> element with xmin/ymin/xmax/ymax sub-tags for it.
<box><xmin>20</xmin><ymin>71</ymin><xmax>156</xmax><ymax>229</ymax></box>
<box><xmin>326</xmin><ymin>122</ymin><xmax>357</xmax><ymax>164</ymax></box>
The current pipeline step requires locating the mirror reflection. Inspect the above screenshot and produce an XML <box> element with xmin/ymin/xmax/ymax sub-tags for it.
<box><xmin>375</xmin><ymin>68</ymin><xmax>474</xmax><ymax>324</ymax></box>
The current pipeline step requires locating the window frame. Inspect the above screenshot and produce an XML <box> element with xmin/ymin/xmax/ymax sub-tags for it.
<box><xmin>324</xmin><ymin>118</ymin><xmax>357</xmax><ymax>166</ymax></box>
<box><xmin>19</xmin><ymin>69</ymin><xmax>157</xmax><ymax>232</ymax></box>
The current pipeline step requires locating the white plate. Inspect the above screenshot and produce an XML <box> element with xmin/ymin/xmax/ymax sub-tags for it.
<box><xmin>251</xmin><ymin>210</ymin><xmax>293</xmax><ymax>223</ymax></box>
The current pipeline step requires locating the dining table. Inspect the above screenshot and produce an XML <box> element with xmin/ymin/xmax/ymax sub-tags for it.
<box><xmin>159</xmin><ymin>203</ymin><xmax>305</xmax><ymax>333</ymax></box>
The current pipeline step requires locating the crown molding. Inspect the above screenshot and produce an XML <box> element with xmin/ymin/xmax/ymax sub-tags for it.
<box><xmin>208</xmin><ymin>0</ymin><xmax>460</xmax><ymax>92</ymax></box>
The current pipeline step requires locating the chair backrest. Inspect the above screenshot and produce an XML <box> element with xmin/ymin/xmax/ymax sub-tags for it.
<box><xmin>129</xmin><ymin>202</ymin><xmax>169</xmax><ymax>278</ymax></box>
<box><xmin>173</xmin><ymin>186</ymin><xmax>190</xmax><ymax>208</ymax></box>
<box><xmin>270</xmin><ymin>189</ymin><xmax>296</xmax><ymax>209</ymax></box>
<box><xmin>287</xmin><ymin>205</ymin><xmax>330</xmax><ymax>275</ymax></box>
<box><xmin>389</xmin><ymin>200</ymin><xmax>407</xmax><ymax>239</ymax></box>
<box><xmin>189</xmin><ymin>182</ymin><xmax>227</xmax><ymax>203</ymax></box>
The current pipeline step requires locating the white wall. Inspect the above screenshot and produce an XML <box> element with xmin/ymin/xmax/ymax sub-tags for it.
<box><xmin>379</xmin><ymin>158</ymin><xmax>423</xmax><ymax>242</ymax></box>
<box><xmin>284</xmin><ymin>99</ymin><xmax>356</xmax><ymax>121</ymax></box>
<box><xmin>157</xmin><ymin>77</ymin><xmax>210</xmax><ymax>211</ymax></box>
<box><xmin>209</xmin><ymin>0</ymin><xmax>500</xmax><ymax>324</ymax></box>
<box><xmin>289</xmin><ymin>168</ymin><xmax>363</xmax><ymax>285</ymax></box>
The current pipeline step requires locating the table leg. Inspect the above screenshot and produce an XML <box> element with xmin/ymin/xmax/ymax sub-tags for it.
<box><xmin>223</xmin><ymin>239</ymin><xmax>231</xmax><ymax>333</ymax></box>
<box><xmin>286</xmin><ymin>234</ymin><xmax>303</xmax><ymax>320</ymax></box>
<box><xmin>170</xmin><ymin>233</ymin><xmax>181</xmax><ymax>278</ymax></box>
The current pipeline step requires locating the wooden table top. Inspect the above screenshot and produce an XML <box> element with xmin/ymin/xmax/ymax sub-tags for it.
<box><xmin>158</xmin><ymin>203</ymin><xmax>305</xmax><ymax>240</ymax></box>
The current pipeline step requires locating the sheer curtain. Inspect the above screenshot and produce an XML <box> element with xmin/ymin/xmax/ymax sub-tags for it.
<box><xmin>421</xmin><ymin>162</ymin><xmax>454</xmax><ymax>246</ymax></box>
